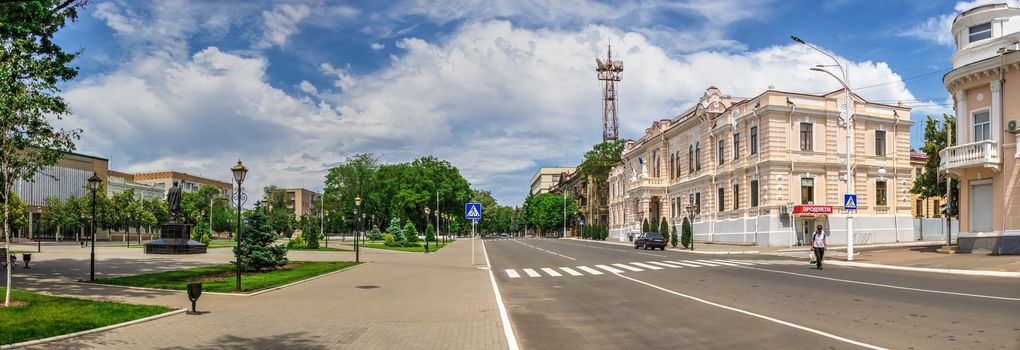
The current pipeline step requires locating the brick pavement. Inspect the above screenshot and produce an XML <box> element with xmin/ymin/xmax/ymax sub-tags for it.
<box><xmin>5</xmin><ymin>238</ymin><xmax>508</xmax><ymax>349</ymax></box>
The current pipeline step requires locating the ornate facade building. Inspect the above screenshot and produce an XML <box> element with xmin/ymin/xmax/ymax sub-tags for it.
<box><xmin>609</xmin><ymin>87</ymin><xmax>914</xmax><ymax>247</ymax></box>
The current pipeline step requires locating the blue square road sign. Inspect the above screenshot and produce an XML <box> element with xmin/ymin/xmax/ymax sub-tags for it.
<box><xmin>843</xmin><ymin>194</ymin><xmax>858</xmax><ymax>211</ymax></box>
<box><xmin>465</xmin><ymin>203</ymin><xmax>482</xmax><ymax>219</ymax></box>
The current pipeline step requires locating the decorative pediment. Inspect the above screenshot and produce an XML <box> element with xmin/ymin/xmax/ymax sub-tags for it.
<box><xmin>699</xmin><ymin>86</ymin><xmax>731</xmax><ymax>115</ymax></box>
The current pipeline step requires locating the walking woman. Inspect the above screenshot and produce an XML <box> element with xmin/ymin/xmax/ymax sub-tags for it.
<box><xmin>812</xmin><ymin>225</ymin><xmax>826</xmax><ymax>270</ymax></box>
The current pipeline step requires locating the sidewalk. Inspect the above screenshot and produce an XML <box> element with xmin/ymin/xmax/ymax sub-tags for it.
<box><xmin>826</xmin><ymin>245</ymin><xmax>1020</xmax><ymax>277</ymax></box>
<box><xmin>576</xmin><ymin>238</ymin><xmax>762</xmax><ymax>254</ymax></box>
<box><xmin>8</xmin><ymin>238</ymin><xmax>510</xmax><ymax>349</ymax></box>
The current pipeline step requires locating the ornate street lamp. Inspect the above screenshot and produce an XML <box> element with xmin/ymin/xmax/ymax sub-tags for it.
<box><xmin>354</xmin><ymin>196</ymin><xmax>362</xmax><ymax>263</ymax></box>
<box><xmin>230</xmin><ymin>160</ymin><xmax>248</xmax><ymax>292</ymax></box>
<box><xmin>87</xmin><ymin>173</ymin><xmax>102</xmax><ymax>281</ymax></box>
<box><xmin>685</xmin><ymin>202</ymin><xmax>699</xmax><ymax>251</ymax></box>
<box><xmin>424</xmin><ymin>207</ymin><xmax>431</xmax><ymax>252</ymax></box>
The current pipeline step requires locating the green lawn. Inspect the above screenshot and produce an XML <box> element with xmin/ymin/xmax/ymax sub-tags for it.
<box><xmin>117</xmin><ymin>239</ymin><xmax>237</xmax><ymax>249</ymax></box>
<box><xmin>288</xmin><ymin>246</ymin><xmax>350</xmax><ymax>252</ymax></box>
<box><xmin>93</xmin><ymin>261</ymin><xmax>357</xmax><ymax>293</ymax></box>
<box><xmin>0</xmin><ymin>289</ymin><xmax>173</xmax><ymax>345</ymax></box>
<box><xmin>358</xmin><ymin>241</ymin><xmax>449</xmax><ymax>253</ymax></box>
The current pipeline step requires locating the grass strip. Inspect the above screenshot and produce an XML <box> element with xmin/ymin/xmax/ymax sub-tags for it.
<box><xmin>357</xmin><ymin>241</ymin><xmax>449</xmax><ymax>253</ymax></box>
<box><xmin>0</xmin><ymin>288</ymin><xmax>173</xmax><ymax>345</ymax></box>
<box><xmin>93</xmin><ymin>261</ymin><xmax>357</xmax><ymax>293</ymax></box>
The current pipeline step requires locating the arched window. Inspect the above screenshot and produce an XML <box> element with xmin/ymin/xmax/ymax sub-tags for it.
<box><xmin>695</xmin><ymin>142</ymin><xmax>702</xmax><ymax>171</ymax></box>
<box><xmin>669</xmin><ymin>154</ymin><xmax>675</xmax><ymax>179</ymax></box>
<box><xmin>688</xmin><ymin>145</ymin><xmax>694</xmax><ymax>173</ymax></box>
<box><xmin>675</xmin><ymin>151</ymin><xmax>681</xmax><ymax>177</ymax></box>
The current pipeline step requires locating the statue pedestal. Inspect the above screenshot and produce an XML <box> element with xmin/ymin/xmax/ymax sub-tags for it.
<box><xmin>144</xmin><ymin>223</ymin><xmax>208</xmax><ymax>254</ymax></box>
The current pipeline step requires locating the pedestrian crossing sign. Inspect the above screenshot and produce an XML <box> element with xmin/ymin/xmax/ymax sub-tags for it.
<box><xmin>843</xmin><ymin>194</ymin><xmax>858</xmax><ymax>210</ymax></box>
<box><xmin>465</xmin><ymin>203</ymin><xmax>482</xmax><ymax>219</ymax></box>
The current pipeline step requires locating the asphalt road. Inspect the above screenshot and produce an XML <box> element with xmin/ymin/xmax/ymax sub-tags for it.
<box><xmin>483</xmin><ymin>237</ymin><xmax>1020</xmax><ymax>350</ymax></box>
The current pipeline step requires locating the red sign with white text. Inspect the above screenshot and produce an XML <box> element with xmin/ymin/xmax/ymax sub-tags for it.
<box><xmin>792</xmin><ymin>205</ymin><xmax>833</xmax><ymax>215</ymax></box>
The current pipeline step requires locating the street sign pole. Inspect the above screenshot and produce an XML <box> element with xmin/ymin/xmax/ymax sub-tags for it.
<box><xmin>472</xmin><ymin>220</ymin><xmax>476</xmax><ymax>266</ymax></box>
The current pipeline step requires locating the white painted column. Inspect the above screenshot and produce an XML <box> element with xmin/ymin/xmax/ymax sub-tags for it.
<box><xmin>991</xmin><ymin>80</ymin><xmax>1002</xmax><ymax>145</ymax></box>
<box><xmin>956</xmin><ymin>90</ymin><xmax>969</xmax><ymax>144</ymax></box>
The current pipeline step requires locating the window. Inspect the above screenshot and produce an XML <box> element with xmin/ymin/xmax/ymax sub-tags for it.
<box><xmin>675</xmin><ymin>152</ymin><xmax>681</xmax><ymax>177</ymax></box>
<box><xmin>801</xmin><ymin>178</ymin><xmax>814</xmax><ymax>204</ymax></box>
<box><xmin>552</xmin><ymin>174</ymin><xmax>560</xmax><ymax>183</ymax></box>
<box><xmin>875</xmin><ymin>130</ymin><xmax>886</xmax><ymax>157</ymax></box>
<box><xmin>695</xmin><ymin>143</ymin><xmax>702</xmax><ymax>171</ymax></box>
<box><xmin>733</xmin><ymin>184</ymin><xmax>740</xmax><ymax>210</ymax></box>
<box><xmin>750</xmin><ymin>179</ymin><xmax>759</xmax><ymax>207</ymax></box>
<box><xmin>717</xmin><ymin>139</ymin><xmax>725</xmax><ymax>165</ymax></box>
<box><xmin>934</xmin><ymin>199</ymin><xmax>940</xmax><ymax>215</ymax></box>
<box><xmin>718</xmin><ymin>187</ymin><xmax>726</xmax><ymax>212</ymax></box>
<box><xmin>750</xmin><ymin>126</ymin><xmax>759</xmax><ymax>155</ymax></box>
<box><xmin>974</xmin><ymin>111</ymin><xmax>990</xmax><ymax>141</ymax></box>
<box><xmin>688</xmin><ymin>146</ymin><xmax>694</xmax><ymax>173</ymax></box>
<box><xmin>916</xmin><ymin>167</ymin><xmax>922</xmax><ymax>178</ymax></box>
<box><xmin>916</xmin><ymin>199</ymin><xmax>923</xmax><ymax>217</ymax></box>
<box><xmin>695</xmin><ymin>192</ymin><xmax>701</xmax><ymax>213</ymax></box>
<box><xmin>800</xmin><ymin>123</ymin><xmax>813</xmax><ymax>151</ymax></box>
<box><xmin>969</xmin><ymin>22</ymin><xmax>992</xmax><ymax>43</ymax></box>
<box><xmin>733</xmin><ymin>133</ymin><xmax>741</xmax><ymax>159</ymax></box>
<box><xmin>876</xmin><ymin>181</ymin><xmax>888</xmax><ymax>206</ymax></box>
<box><xmin>669</xmin><ymin>154</ymin><xmax>675</xmax><ymax>179</ymax></box>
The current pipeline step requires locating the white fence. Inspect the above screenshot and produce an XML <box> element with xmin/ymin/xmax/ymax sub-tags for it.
<box><xmin>913</xmin><ymin>218</ymin><xmax>958</xmax><ymax>242</ymax></box>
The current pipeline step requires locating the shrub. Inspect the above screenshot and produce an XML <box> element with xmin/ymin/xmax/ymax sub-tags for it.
<box><xmin>670</xmin><ymin>225</ymin><xmax>678</xmax><ymax>247</ymax></box>
<box><xmin>199</xmin><ymin>233</ymin><xmax>211</xmax><ymax>246</ymax></box>
<box><xmin>642</xmin><ymin>218</ymin><xmax>650</xmax><ymax>233</ymax></box>
<box><xmin>238</xmin><ymin>206</ymin><xmax>289</xmax><ymax>271</ymax></box>
<box><xmin>383</xmin><ymin>233</ymin><xmax>396</xmax><ymax>247</ymax></box>
<box><xmin>681</xmin><ymin>216</ymin><xmax>693</xmax><ymax>248</ymax></box>
<box><xmin>287</xmin><ymin>233</ymin><xmax>305</xmax><ymax>249</ymax></box>
<box><xmin>367</xmin><ymin>225</ymin><xmax>384</xmax><ymax>241</ymax></box>
<box><xmin>658</xmin><ymin>217</ymin><xmax>669</xmax><ymax>245</ymax></box>
<box><xmin>425</xmin><ymin>224</ymin><xmax>436</xmax><ymax>242</ymax></box>
<box><xmin>403</xmin><ymin>222</ymin><xmax>418</xmax><ymax>243</ymax></box>
<box><xmin>387</xmin><ymin>218</ymin><xmax>404</xmax><ymax>243</ymax></box>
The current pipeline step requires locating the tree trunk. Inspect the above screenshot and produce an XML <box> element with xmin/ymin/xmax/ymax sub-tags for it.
<box><xmin>4</xmin><ymin>182</ymin><xmax>13</xmax><ymax>306</ymax></box>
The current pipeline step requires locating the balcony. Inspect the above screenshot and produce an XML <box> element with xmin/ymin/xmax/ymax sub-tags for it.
<box><xmin>940</xmin><ymin>140</ymin><xmax>1000</xmax><ymax>176</ymax></box>
<box><xmin>630</xmin><ymin>177</ymin><xmax>667</xmax><ymax>190</ymax></box>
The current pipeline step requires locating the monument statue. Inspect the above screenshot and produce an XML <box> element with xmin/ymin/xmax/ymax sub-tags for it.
<box><xmin>167</xmin><ymin>182</ymin><xmax>183</xmax><ymax>223</ymax></box>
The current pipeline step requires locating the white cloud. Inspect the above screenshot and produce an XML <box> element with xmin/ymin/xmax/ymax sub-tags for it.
<box><xmin>370</xmin><ymin>42</ymin><xmax>385</xmax><ymax>50</ymax></box>
<box><xmin>903</xmin><ymin>0</ymin><xmax>1020</xmax><ymax>46</ymax></box>
<box><xmin>255</xmin><ymin>3</ymin><xmax>312</xmax><ymax>49</ymax></box>
<box><xmin>298</xmin><ymin>80</ymin><xmax>318</xmax><ymax>94</ymax></box>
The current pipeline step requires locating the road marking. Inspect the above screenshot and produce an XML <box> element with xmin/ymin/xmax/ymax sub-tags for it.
<box><xmin>523</xmin><ymin>268</ymin><xmax>541</xmax><ymax>277</ymax></box>
<box><xmin>614</xmin><ymin>273</ymin><xmax>889</xmax><ymax>350</ymax></box>
<box><xmin>684</xmin><ymin>260</ymin><xmax>720</xmax><ymax>267</ymax></box>
<box><xmin>631</xmin><ymin>262</ymin><xmax>663</xmax><ymax>270</ymax></box>
<box><xmin>665</xmin><ymin>260</ymin><xmax>704</xmax><ymax>268</ymax></box>
<box><xmin>648</xmin><ymin>261</ymin><xmax>683</xmax><ymax>268</ymax></box>
<box><xmin>577</xmin><ymin>266</ymin><xmax>604</xmax><ymax>275</ymax></box>
<box><xmin>700</xmin><ymin>260</ymin><xmax>739</xmax><ymax>266</ymax></box>
<box><xmin>505</xmin><ymin>269</ymin><xmax>520</xmax><ymax>278</ymax></box>
<box><xmin>540</xmin><ymin>268</ymin><xmax>562</xmax><ymax>277</ymax></box>
<box><xmin>716</xmin><ymin>259</ymin><xmax>757</xmax><ymax>266</ymax></box>
<box><xmin>614</xmin><ymin>263</ymin><xmax>644</xmax><ymax>272</ymax></box>
<box><xmin>481</xmin><ymin>239</ymin><xmax>521</xmax><ymax>350</ymax></box>
<box><xmin>515</xmin><ymin>240</ymin><xmax>577</xmax><ymax>260</ymax></box>
<box><xmin>596</xmin><ymin>264</ymin><xmax>625</xmax><ymax>274</ymax></box>
<box><xmin>559</xmin><ymin>267</ymin><xmax>584</xmax><ymax>276</ymax></box>
<box><xmin>734</xmin><ymin>265</ymin><xmax>1020</xmax><ymax>302</ymax></box>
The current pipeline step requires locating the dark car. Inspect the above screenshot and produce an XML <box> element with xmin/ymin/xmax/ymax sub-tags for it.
<box><xmin>634</xmin><ymin>233</ymin><xmax>666</xmax><ymax>250</ymax></box>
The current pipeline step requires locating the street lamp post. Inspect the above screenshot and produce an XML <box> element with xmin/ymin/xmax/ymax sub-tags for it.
<box><xmin>354</xmin><ymin>196</ymin><xmax>362</xmax><ymax>263</ymax></box>
<box><xmin>424</xmin><ymin>207</ymin><xmax>431</xmax><ymax>252</ymax></box>
<box><xmin>685</xmin><ymin>202</ymin><xmax>699</xmax><ymax>251</ymax></box>
<box><xmin>791</xmin><ymin>35</ymin><xmax>856</xmax><ymax>261</ymax></box>
<box><xmin>87</xmin><ymin>173</ymin><xmax>102</xmax><ymax>281</ymax></box>
<box><xmin>230</xmin><ymin>160</ymin><xmax>249</xmax><ymax>292</ymax></box>
<box><xmin>320</xmin><ymin>198</ymin><xmax>326</xmax><ymax>248</ymax></box>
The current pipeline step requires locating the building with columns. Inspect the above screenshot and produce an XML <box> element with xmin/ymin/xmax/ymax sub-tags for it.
<box><xmin>941</xmin><ymin>2</ymin><xmax>1020</xmax><ymax>254</ymax></box>
<box><xmin>608</xmin><ymin>86</ymin><xmax>914</xmax><ymax>247</ymax></box>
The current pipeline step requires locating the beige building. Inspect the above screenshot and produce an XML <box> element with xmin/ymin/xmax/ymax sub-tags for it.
<box><xmin>609</xmin><ymin>87</ymin><xmax>914</xmax><ymax>247</ymax></box>
<box><xmin>108</xmin><ymin>170</ymin><xmax>164</xmax><ymax>201</ymax></box>
<box><xmin>551</xmin><ymin>167</ymin><xmax>608</xmax><ymax>236</ymax></box>
<box><xmin>284</xmin><ymin>188</ymin><xmax>322</xmax><ymax>218</ymax></box>
<box><xmin>127</xmin><ymin>171</ymin><xmax>233</xmax><ymax>198</ymax></box>
<box><xmin>941</xmin><ymin>3</ymin><xmax>1020</xmax><ymax>254</ymax></box>
<box><xmin>530</xmin><ymin>167</ymin><xmax>574</xmax><ymax>195</ymax></box>
<box><xmin>910</xmin><ymin>152</ymin><xmax>944</xmax><ymax>218</ymax></box>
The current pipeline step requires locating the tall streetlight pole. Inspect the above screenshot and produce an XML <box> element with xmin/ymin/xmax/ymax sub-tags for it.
<box><xmin>424</xmin><ymin>207</ymin><xmax>431</xmax><ymax>252</ymax></box>
<box><xmin>320</xmin><ymin>197</ymin><xmax>326</xmax><ymax>248</ymax></box>
<box><xmin>791</xmin><ymin>35</ymin><xmax>856</xmax><ymax>261</ymax></box>
<box><xmin>354</xmin><ymin>196</ymin><xmax>362</xmax><ymax>263</ymax></box>
<box><xmin>87</xmin><ymin>173</ymin><xmax>102</xmax><ymax>281</ymax></box>
<box><xmin>230</xmin><ymin>160</ymin><xmax>249</xmax><ymax>291</ymax></box>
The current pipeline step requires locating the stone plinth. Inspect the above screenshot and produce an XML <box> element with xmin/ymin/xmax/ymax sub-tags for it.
<box><xmin>144</xmin><ymin>223</ymin><xmax>207</xmax><ymax>254</ymax></box>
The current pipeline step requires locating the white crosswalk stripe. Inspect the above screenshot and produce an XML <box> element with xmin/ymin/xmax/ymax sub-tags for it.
<box><xmin>715</xmin><ymin>259</ymin><xmax>757</xmax><ymax>266</ymax></box>
<box><xmin>630</xmin><ymin>262</ymin><xmax>663</xmax><ymax>270</ymax></box>
<box><xmin>596</xmin><ymin>264</ymin><xmax>625</xmax><ymax>273</ymax></box>
<box><xmin>699</xmin><ymin>260</ymin><xmax>739</xmax><ymax>266</ymax></box>
<box><xmin>577</xmin><ymin>266</ymin><xmax>604</xmax><ymax>275</ymax></box>
<box><xmin>505</xmin><ymin>269</ymin><xmax>520</xmax><ymax>278</ymax></box>
<box><xmin>523</xmin><ymin>268</ymin><xmax>541</xmax><ymax>277</ymax></box>
<box><xmin>559</xmin><ymin>267</ymin><xmax>584</xmax><ymax>276</ymax></box>
<box><xmin>648</xmin><ymin>261</ymin><xmax>683</xmax><ymax>268</ymax></box>
<box><xmin>541</xmin><ymin>268</ymin><xmax>563</xmax><ymax>277</ymax></box>
<box><xmin>665</xmin><ymin>260</ymin><xmax>703</xmax><ymax>267</ymax></box>
<box><xmin>684</xmin><ymin>260</ymin><xmax>721</xmax><ymax>267</ymax></box>
<box><xmin>614</xmin><ymin>263</ymin><xmax>644</xmax><ymax>272</ymax></box>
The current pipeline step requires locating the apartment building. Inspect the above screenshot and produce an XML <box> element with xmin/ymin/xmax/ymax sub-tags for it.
<box><xmin>940</xmin><ymin>3</ymin><xmax>1020</xmax><ymax>254</ymax></box>
<box><xmin>609</xmin><ymin>86</ymin><xmax>914</xmax><ymax>247</ymax></box>
<box><xmin>129</xmin><ymin>171</ymin><xmax>233</xmax><ymax>198</ymax></box>
<box><xmin>530</xmin><ymin>167</ymin><xmax>574</xmax><ymax>195</ymax></box>
<box><xmin>284</xmin><ymin>188</ymin><xmax>322</xmax><ymax>218</ymax></box>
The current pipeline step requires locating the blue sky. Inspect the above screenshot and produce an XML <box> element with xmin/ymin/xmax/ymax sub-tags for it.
<box><xmin>53</xmin><ymin>0</ymin><xmax>982</xmax><ymax>206</ymax></box>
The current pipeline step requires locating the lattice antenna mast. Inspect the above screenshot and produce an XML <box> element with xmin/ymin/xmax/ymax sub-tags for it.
<box><xmin>595</xmin><ymin>44</ymin><xmax>623</xmax><ymax>141</ymax></box>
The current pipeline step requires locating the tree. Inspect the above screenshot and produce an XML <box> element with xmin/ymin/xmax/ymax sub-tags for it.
<box><xmin>670</xmin><ymin>225</ymin><xmax>679</xmax><ymax>248</ymax></box>
<box><xmin>302</xmin><ymin>215</ymin><xmax>320</xmax><ymax>249</ymax></box>
<box><xmin>324</xmin><ymin>153</ymin><xmax>380</xmax><ymax>231</ymax></box>
<box><xmin>403</xmin><ymin>222</ymin><xmax>418</xmax><ymax>245</ymax></box>
<box><xmin>642</xmin><ymin>218</ymin><xmax>650</xmax><ymax>233</ymax></box>
<box><xmin>1</xmin><ymin>192</ymin><xmax>27</xmax><ymax>232</ymax></box>
<box><xmin>425</xmin><ymin>223</ymin><xmax>436</xmax><ymax>243</ymax></box>
<box><xmin>386</xmin><ymin>217</ymin><xmax>404</xmax><ymax>243</ymax></box>
<box><xmin>236</xmin><ymin>205</ymin><xmax>288</xmax><ymax>272</ymax></box>
<box><xmin>1</xmin><ymin>0</ymin><xmax>87</xmax><ymax>305</ymax></box>
<box><xmin>366</xmin><ymin>225</ymin><xmax>383</xmax><ymax>241</ymax></box>
<box><xmin>520</xmin><ymin>193</ymin><xmax>576</xmax><ymax>236</ymax></box>
<box><xmin>262</xmin><ymin>186</ymin><xmax>295</xmax><ymax>237</ymax></box>
<box><xmin>910</xmin><ymin>114</ymin><xmax>959</xmax><ymax>217</ymax></box>
<box><xmin>580</xmin><ymin>140</ymin><xmax>627</xmax><ymax>184</ymax></box>
<box><xmin>681</xmin><ymin>217</ymin><xmax>693</xmax><ymax>248</ymax></box>
<box><xmin>658</xmin><ymin>217</ymin><xmax>668</xmax><ymax>244</ymax></box>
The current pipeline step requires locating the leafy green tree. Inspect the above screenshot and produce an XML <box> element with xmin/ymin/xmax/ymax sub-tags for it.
<box><xmin>237</xmin><ymin>205</ymin><xmax>288</xmax><ymax>272</ymax></box>
<box><xmin>1</xmin><ymin>192</ymin><xmax>27</xmax><ymax>230</ymax></box>
<box><xmin>366</xmin><ymin>225</ymin><xmax>383</xmax><ymax>241</ymax></box>
<box><xmin>324</xmin><ymin>154</ymin><xmax>380</xmax><ymax>229</ymax></box>
<box><xmin>681</xmin><ymin>217</ymin><xmax>693</xmax><ymax>248</ymax></box>
<box><xmin>302</xmin><ymin>215</ymin><xmax>320</xmax><ymax>249</ymax></box>
<box><xmin>642</xmin><ymin>218</ymin><xmax>650</xmax><ymax>233</ymax></box>
<box><xmin>521</xmin><ymin>193</ymin><xmax>576</xmax><ymax>236</ymax></box>
<box><xmin>670</xmin><ymin>225</ymin><xmax>679</xmax><ymax>247</ymax></box>
<box><xmin>1</xmin><ymin>0</ymin><xmax>86</xmax><ymax>305</ymax></box>
<box><xmin>580</xmin><ymin>140</ymin><xmax>627</xmax><ymax>184</ymax></box>
<box><xmin>262</xmin><ymin>186</ymin><xmax>295</xmax><ymax>237</ymax></box>
<box><xmin>910</xmin><ymin>114</ymin><xmax>959</xmax><ymax>217</ymax></box>
<box><xmin>425</xmin><ymin>223</ymin><xmax>436</xmax><ymax>243</ymax></box>
<box><xmin>403</xmin><ymin>222</ymin><xmax>419</xmax><ymax>245</ymax></box>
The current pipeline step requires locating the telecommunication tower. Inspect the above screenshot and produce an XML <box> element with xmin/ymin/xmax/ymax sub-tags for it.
<box><xmin>595</xmin><ymin>45</ymin><xmax>623</xmax><ymax>141</ymax></box>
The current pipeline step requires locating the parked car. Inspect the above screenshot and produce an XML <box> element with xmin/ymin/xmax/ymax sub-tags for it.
<box><xmin>634</xmin><ymin>233</ymin><xmax>666</xmax><ymax>250</ymax></box>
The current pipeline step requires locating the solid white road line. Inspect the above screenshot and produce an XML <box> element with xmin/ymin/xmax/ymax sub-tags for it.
<box><xmin>648</xmin><ymin>261</ymin><xmax>683</xmax><ymax>268</ymax></box>
<box><xmin>684</xmin><ymin>261</ymin><xmax>720</xmax><ymax>267</ymax></box>
<box><xmin>481</xmin><ymin>239</ymin><xmax>521</xmax><ymax>350</ymax></box>
<box><xmin>701</xmin><ymin>260</ymin><xmax>740</xmax><ymax>266</ymax></box>
<box><xmin>665</xmin><ymin>260</ymin><xmax>704</xmax><ymax>268</ymax></box>
<box><xmin>716</xmin><ymin>259</ymin><xmax>757</xmax><ymax>266</ymax></box>
<box><xmin>631</xmin><ymin>262</ymin><xmax>664</xmax><ymax>270</ymax></box>
<box><xmin>515</xmin><ymin>240</ymin><xmax>577</xmax><ymax>260</ymax></box>
<box><xmin>577</xmin><ymin>266</ymin><xmax>605</xmax><ymax>275</ymax></box>
<box><xmin>596</xmin><ymin>264</ymin><xmax>625</xmax><ymax>274</ymax></box>
<box><xmin>734</xmin><ymin>265</ymin><xmax>1020</xmax><ymax>302</ymax></box>
<box><xmin>559</xmin><ymin>267</ymin><xmax>584</xmax><ymax>276</ymax></box>
<box><xmin>614</xmin><ymin>263</ymin><xmax>644</xmax><ymax>272</ymax></box>
<box><xmin>541</xmin><ymin>268</ymin><xmax>563</xmax><ymax>277</ymax></box>
<box><xmin>523</xmin><ymin>268</ymin><xmax>541</xmax><ymax>277</ymax></box>
<box><xmin>505</xmin><ymin>269</ymin><xmax>520</xmax><ymax>278</ymax></box>
<box><xmin>614</xmin><ymin>273</ymin><xmax>889</xmax><ymax>350</ymax></box>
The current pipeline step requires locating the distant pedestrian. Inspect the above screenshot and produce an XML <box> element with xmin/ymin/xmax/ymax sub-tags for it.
<box><xmin>812</xmin><ymin>225</ymin><xmax>826</xmax><ymax>270</ymax></box>
<box><xmin>628</xmin><ymin>233</ymin><xmax>633</xmax><ymax>242</ymax></box>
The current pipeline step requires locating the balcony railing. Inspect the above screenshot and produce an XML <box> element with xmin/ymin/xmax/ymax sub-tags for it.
<box><xmin>939</xmin><ymin>140</ymin><xmax>1000</xmax><ymax>174</ymax></box>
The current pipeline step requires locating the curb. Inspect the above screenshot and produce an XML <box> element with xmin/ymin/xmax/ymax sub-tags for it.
<box><xmin>777</xmin><ymin>241</ymin><xmax>945</xmax><ymax>253</ymax></box>
<box><xmin>826</xmin><ymin>260</ymin><xmax>1020</xmax><ymax>278</ymax></box>
<box><xmin>0</xmin><ymin>308</ymin><xmax>186</xmax><ymax>349</ymax></box>
<box><xmin>567</xmin><ymin>238</ymin><xmax>759</xmax><ymax>255</ymax></box>
<box><xmin>80</xmin><ymin>262</ymin><xmax>367</xmax><ymax>297</ymax></box>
